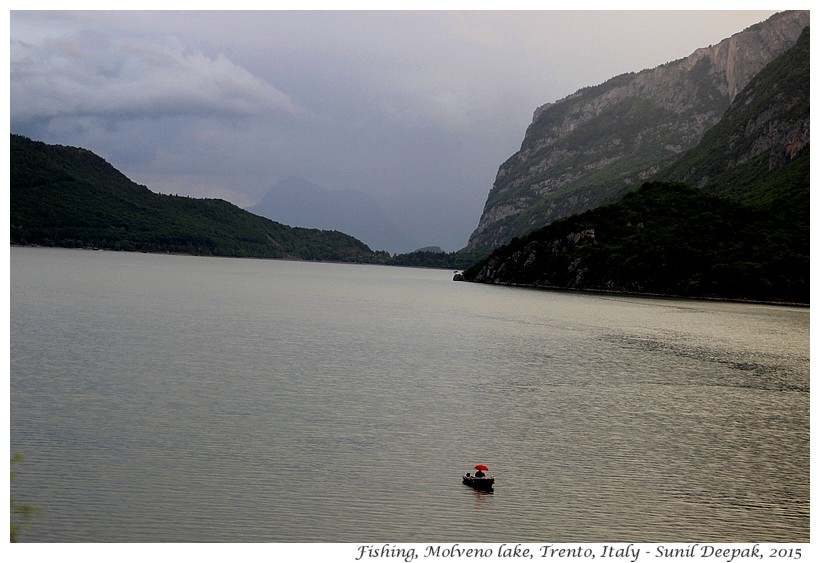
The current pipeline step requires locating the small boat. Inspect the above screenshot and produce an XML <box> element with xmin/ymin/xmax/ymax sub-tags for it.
<box><xmin>463</xmin><ymin>464</ymin><xmax>494</xmax><ymax>491</ymax></box>
<box><xmin>462</xmin><ymin>474</ymin><xmax>494</xmax><ymax>491</ymax></box>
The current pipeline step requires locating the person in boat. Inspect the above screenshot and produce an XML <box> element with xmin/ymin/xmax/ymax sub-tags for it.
<box><xmin>475</xmin><ymin>469</ymin><xmax>485</xmax><ymax>478</ymax></box>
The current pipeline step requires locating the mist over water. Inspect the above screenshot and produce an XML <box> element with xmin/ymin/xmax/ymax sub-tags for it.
<box><xmin>11</xmin><ymin>247</ymin><xmax>808</xmax><ymax>542</ymax></box>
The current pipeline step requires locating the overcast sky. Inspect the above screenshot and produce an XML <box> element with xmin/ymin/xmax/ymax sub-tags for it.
<box><xmin>10</xmin><ymin>8</ymin><xmax>781</xmax><ymax>252</ymax></box>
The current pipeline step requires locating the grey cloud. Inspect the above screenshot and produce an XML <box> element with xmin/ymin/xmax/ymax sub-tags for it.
<box><xmin>11</xmin><ymin>34</ymin><xmax>304</xmax><ymax>124</ymax></box>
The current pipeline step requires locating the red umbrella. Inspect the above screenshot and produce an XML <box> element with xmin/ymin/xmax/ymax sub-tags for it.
<box><xmin>474</xmin><ymin>464</ymin><xmax>489</xmax><ymax>471</ymax></box>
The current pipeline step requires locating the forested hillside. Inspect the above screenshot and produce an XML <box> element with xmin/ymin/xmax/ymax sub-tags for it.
<box><xmin>10</xmin><ymin>134</ymin><xmax>385</xmax><ymax>263</ymax></box>
<box><xmin>458</xmin><ymin>182</ymin><xmax>807</xmax><ymax>303</ymax></box>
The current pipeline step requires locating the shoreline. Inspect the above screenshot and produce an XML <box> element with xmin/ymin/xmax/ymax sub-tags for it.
<box><xmin>456</xmin><ymin>277</ymin><xmax>810</xmax><ymax>308</ymax></box>
<box><xmin>13</xmin><ymin>245</ymin><xmax>809</xmax><ymax>307</ymax></box>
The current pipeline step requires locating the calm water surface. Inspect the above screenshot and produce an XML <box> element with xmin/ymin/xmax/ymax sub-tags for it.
<box><xmin>10</xmin><ymin>247</ymin><xmax>809</xmax><ymax>542</ymax></box>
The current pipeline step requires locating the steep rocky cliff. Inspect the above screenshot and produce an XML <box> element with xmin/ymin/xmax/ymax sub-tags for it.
<box><xmin>662</xmin><ymin>26</ymin><xmax>810</xmax><ymax>209</ymax></box>
<box><xmin>457</xmin><ymin>25</ymin><xmax>809</xmax><ymax>303</ymax></box>
<box><xmin>465</xmin><ymin>10</ymin><xmax>809</xmax><ymax>253</ymax></box>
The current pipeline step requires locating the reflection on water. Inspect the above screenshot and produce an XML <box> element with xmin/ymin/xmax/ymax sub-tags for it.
<box><xmin>10</xmin><ymin>248</ymin><xmax>809</xmax><ymax>542</ymax></box>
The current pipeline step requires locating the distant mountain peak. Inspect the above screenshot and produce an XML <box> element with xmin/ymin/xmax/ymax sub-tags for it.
<box><xmin>249</xmin><ymin>176</ymin><xmax>419</xmax><ymax>254</ymax></box>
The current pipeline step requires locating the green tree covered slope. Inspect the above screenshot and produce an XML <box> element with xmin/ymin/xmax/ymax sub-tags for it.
<box><xmin>459</xmin><ymin>182</ymin><xmax>807</xmax><ymax>303</ymax></box>
<box><xmin>10</xmin><ymin>134</ymin><xmax>384</xmax><ymax>263</ymax></box>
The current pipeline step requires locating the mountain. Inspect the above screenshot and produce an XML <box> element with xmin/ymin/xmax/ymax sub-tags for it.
<box><xmin>465</xmin><ymin>10</ymin><xmax>809</xmax><ymax>254</ymax></box>
<box><xmin>10</xmin><ymin>134</ymin><xmax>385</xmax><ymax>263</ymax></box>
<box><xmin>249</xmin><ymin>176</ymin><xmax>419</xmax><ymax>254</ymax></box>
<box><xmin>661</xmin><ymin>27</ymin><xmax>809</xmax><ymax>214</ymax></box>
<box><xmin>456</xmin><ymin>25</ymin><xmax>809</xmax><ymax>304</ymax></box>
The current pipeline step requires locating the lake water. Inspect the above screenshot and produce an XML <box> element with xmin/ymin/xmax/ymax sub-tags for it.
<box><xmin>9</xmin><ymin>247</ymin><xmax>809</xmax><ymax>543</ymax></box>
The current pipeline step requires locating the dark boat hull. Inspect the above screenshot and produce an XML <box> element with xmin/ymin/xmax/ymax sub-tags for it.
<box><xmin>462</xmin><ymin>476</ymin><xmax>494</xmax><ymax>491</ymax></box>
